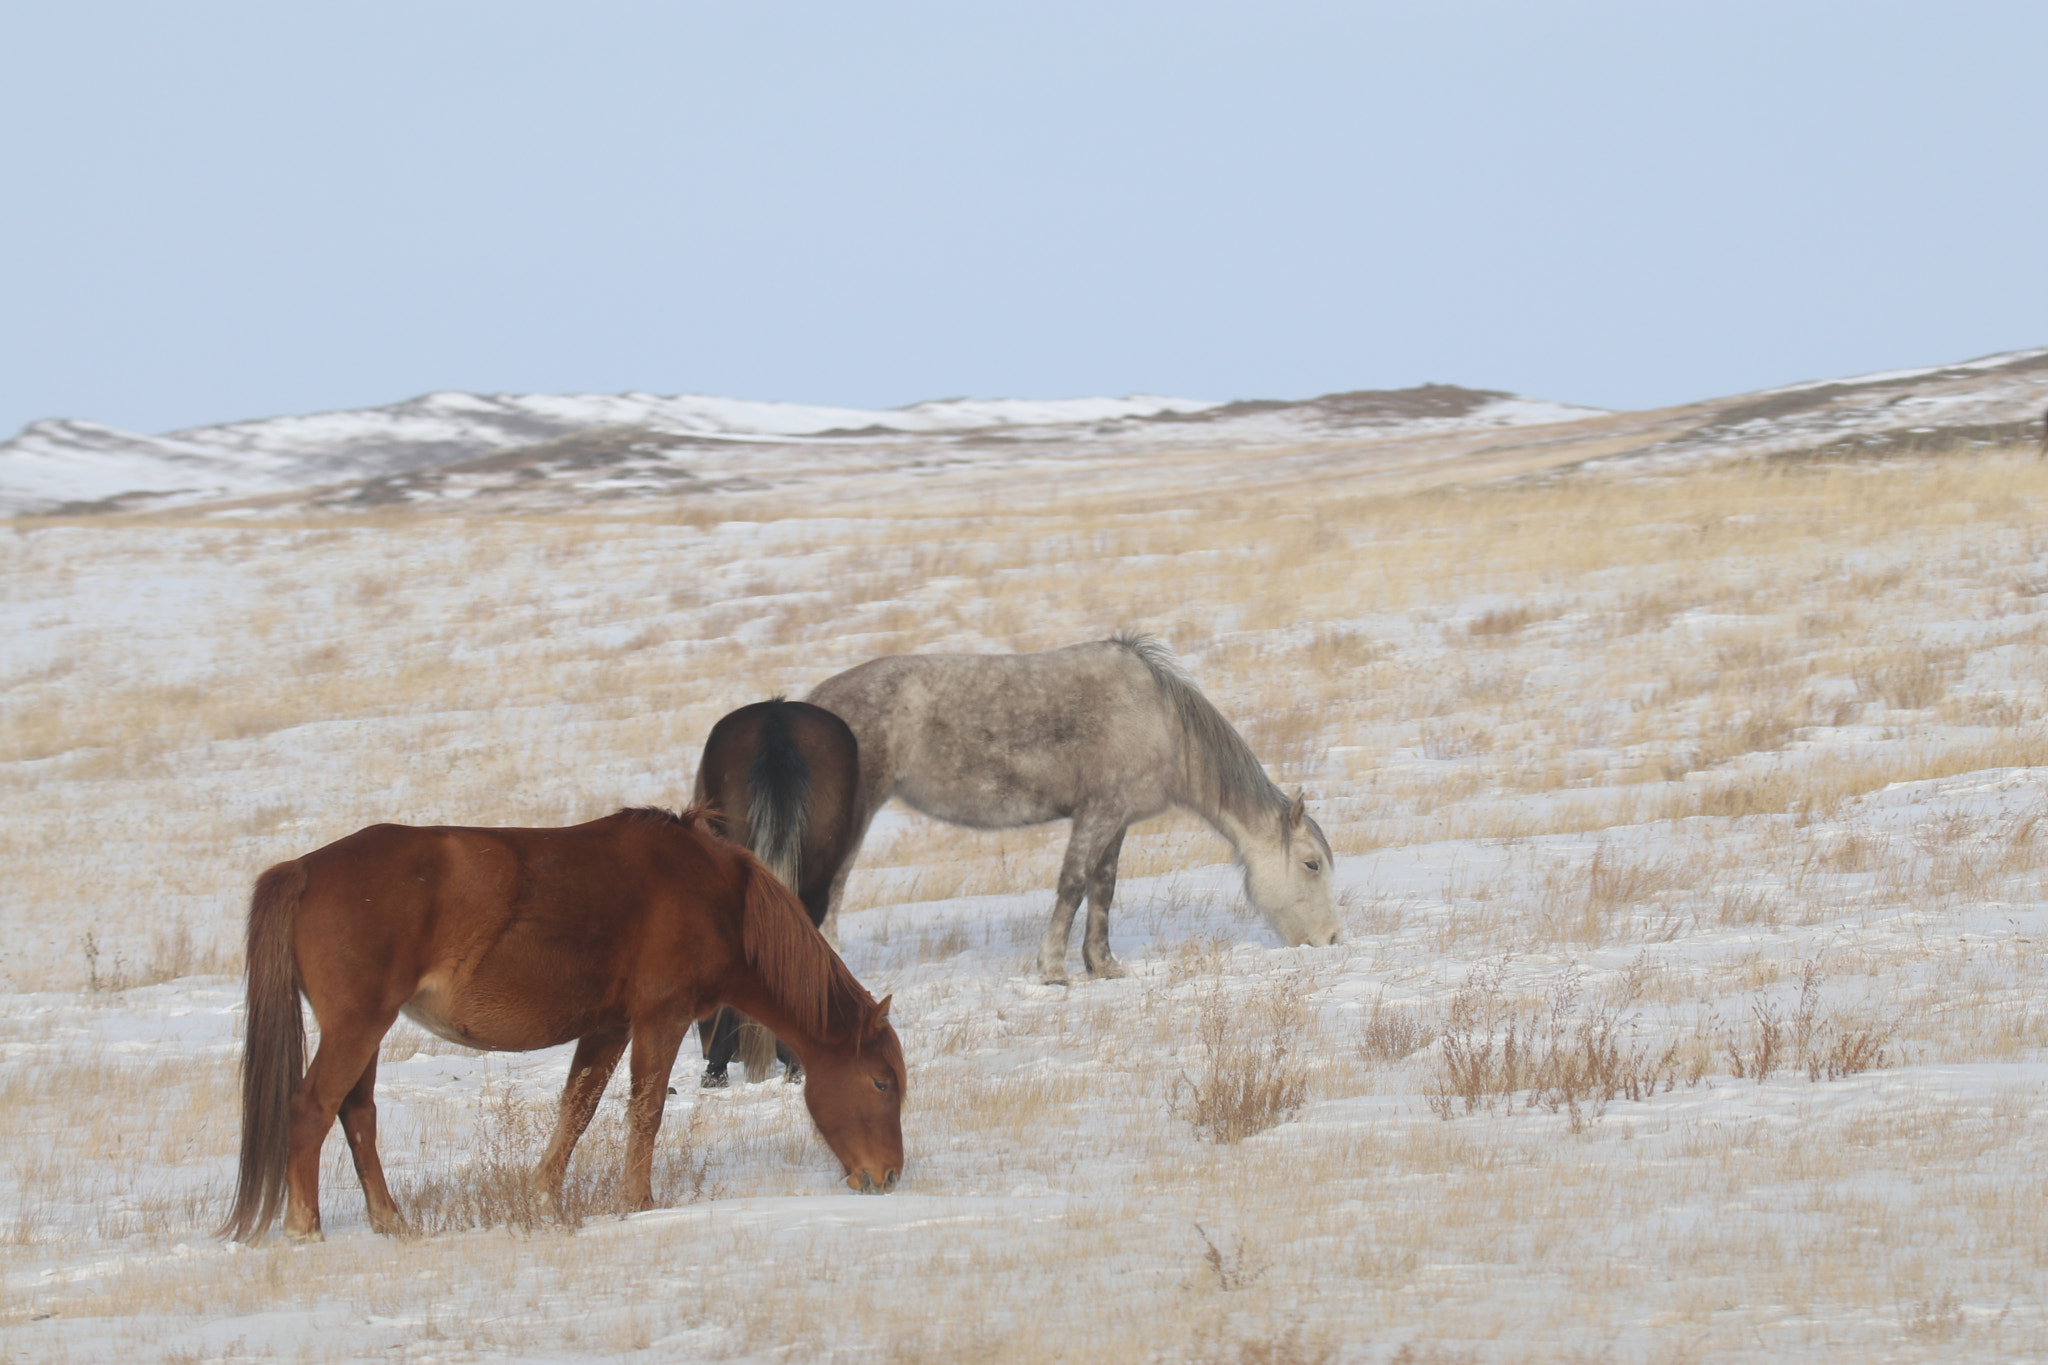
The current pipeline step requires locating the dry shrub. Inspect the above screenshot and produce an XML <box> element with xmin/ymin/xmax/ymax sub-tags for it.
<box><xmin>1531</xmin><ymin>847</ymin><xmax>1680</xmax><ymax>945</ymax></box>
<box><xmin>397</xmin><ymin>1083</ymin><xmax>708</xmax><ymax>1234</ymax></box>
<box><xmin>79</xmin><ymin>922</ymin><xmax>230</xmax><ymax>992</ymax></box>
<box><xmin>1691</xmin><ymin>692</ymin><xmax>1811</xmax><ymax>769</ymax></box>
<box><xmin>1856</xmin><ymin>647</ymin><xmax>1959</xmax><ymax>711</ymax></box>
<box><xmin>1356</xmin><ymin>998</ymin><xmax>1438</xmax><ymax>1066</ymax></box>
<box><xmin>1900</xmin><ymin>1288</ymin><xmax>1965</xmax><ymax>1344</ymax></box>
<box><xmin>1387</xmin><ymin>1346</ymin><xmax>1482</xmax><ymax>1365</ymax></box>
<box><xmin>1192</xmin><ymin>1223</ymin><xmax>1269</xmax><ymax>1292</ymax></box>
<box><xmin>1303</xmin><ymin>626</ymin><xmax>1388</xmax><ymax>673</ymax></box>
<box><xmin>1188</xmin><ymin>1318</ymin><xmax>1336</xmax><ymax>1365</ymax></box>
<box><xmin>1173</xmin><ymin>978</ymin><xmax>1312</xmax><ymax>1143</ymax></box>
<box><xmin>1467</xmin><ymin>605</ymin><xmax>1536</xmax><ymax>637</ymax></box>
<box><xmin>1726</xmin><ymin>958</ymin><xmax>1896</xmax><ymax>1082</ymax></box>
<box><xmin>1426</xmin><ymin>959</ymin><xmax>1678</xmax><ymax>1131</ymax></box>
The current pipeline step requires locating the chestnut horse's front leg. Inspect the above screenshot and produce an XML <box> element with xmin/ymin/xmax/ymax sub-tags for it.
<box><xmin>533</xmin><ymin>1027</ymin><xmax>629</xmax><ymax>1217</ymax></box>
<box><xmin>621</xmin><ymin>1016</ymin><xmax>689</xmax><ymax>1212</ymax></box>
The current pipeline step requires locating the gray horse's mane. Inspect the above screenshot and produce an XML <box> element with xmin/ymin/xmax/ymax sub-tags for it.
<box><xmin>1112</xmin><ymin>631</ymin><xmax>1291</xmax><ymax>824</ymax></box>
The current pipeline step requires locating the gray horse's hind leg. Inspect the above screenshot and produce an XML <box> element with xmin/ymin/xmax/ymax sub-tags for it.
<box><xmin>1081</xmin><ymin>827</ymin><xmax>1127</xmax><ymax>979</ymax></box>
<box><xmin>1039</xmin><ymin>809</ymin><xmax>1128</xmax><ymax>983</ymax></box>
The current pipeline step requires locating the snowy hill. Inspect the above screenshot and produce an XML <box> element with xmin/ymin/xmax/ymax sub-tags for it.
<box><xmin>3</xmin><ymin>345</ymin><xmax>2044</xmax><ymax>517</ymax></box>
<box><xmin>0</xmin><ymin>383</ymin><xmax>1600</xmax><ymax>515</ymax></box>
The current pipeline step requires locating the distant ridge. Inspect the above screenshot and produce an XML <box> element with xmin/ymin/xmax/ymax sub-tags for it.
<box><xmin>3</xmin><ymin>347</ymin><xmax>2043</xmax><ymax>517</ymax></box>
<box><xmin>0</xmin><ymin>383</ymin><xmax>1598</xmax><ymax>516</ymax></box>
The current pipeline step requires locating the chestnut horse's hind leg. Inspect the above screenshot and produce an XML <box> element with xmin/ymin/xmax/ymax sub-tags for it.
<box><xmin>283</xmin><ymin>1021</ymin><xmax>390</xmax><ymax>1243</ymax></box>
<box><xmin>337</xmin><ymin>1054</ymin><xmax>408</xmax><ymax>1235</ymax></box>
<box><xmin>532</xmin><ymin>1028</ymin><xmax>628</xmax><ymax>1218</ymax></box>
<box><xmin>621</xmin><ymin>1017</ymin><xmax>689</xmax><ymax>1212</ymax></box>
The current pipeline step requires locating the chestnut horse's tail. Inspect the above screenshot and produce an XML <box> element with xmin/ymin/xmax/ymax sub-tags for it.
<box><xmin>219</xmin><ymin>860</ymin><xmax>307</xmax><ymax>1241</ymax></box>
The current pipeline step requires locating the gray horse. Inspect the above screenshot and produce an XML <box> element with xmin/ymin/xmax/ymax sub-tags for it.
<box><xmin>806</xmin><ymin>633</ymin><xmax>1341</xmax><ymax>982</ymax></box>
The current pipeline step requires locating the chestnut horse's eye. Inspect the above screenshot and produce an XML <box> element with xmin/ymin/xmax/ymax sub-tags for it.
<box><xmin>873</xmin><ymin>1077</ymin><xmax>890</xmax><ymax>1092</ymax></box>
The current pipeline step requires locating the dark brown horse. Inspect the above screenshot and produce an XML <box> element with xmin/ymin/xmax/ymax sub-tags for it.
<box><xmin>219</xmin><ymin>806</ymin><xmax>904</xmax><ymax>1244</ymax></box>
<box><xmin>692</xmin><ymin>698</ymin><xmax>862</xmax><ymax>1088</ymax></box>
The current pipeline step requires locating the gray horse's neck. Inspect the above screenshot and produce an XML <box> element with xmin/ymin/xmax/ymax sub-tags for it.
<box><xmin>1118</xmin><ymin>638</ymin><xmax>1290</xmax><ymax>847</ymax></box>
<box><xmin>1180</xmin><ymin>792</ymin><xmax>1279</xmax><ymax>862</ymax></box>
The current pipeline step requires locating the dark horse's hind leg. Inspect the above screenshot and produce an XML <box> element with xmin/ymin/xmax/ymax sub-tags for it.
<box><xmin>700</xmin><ymin>1008</ymin><xmax>799</xmax><ymax>1086</ymax></box>
<box><xmin>337</xmin><ymin>1054</ymin><xmax>408</xmax><ymax>1235</ymax></box>
<box><xmin>699</xmin><ymin>1008</ymin><xmax>741</xmax><ymax>1087</ymax></box>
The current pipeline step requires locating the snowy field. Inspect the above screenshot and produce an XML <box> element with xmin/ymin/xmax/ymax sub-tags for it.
<box><xmin>3</xmin><ymin>448</ymin><xmax>2047</xmax><ymax>1362</ymax></box>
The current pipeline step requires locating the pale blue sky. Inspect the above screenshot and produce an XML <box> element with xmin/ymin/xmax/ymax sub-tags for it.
<box><xmin>3</xmin><ymin>2</ymin><xmax>2044</xmax><ymax>436</ymax></box>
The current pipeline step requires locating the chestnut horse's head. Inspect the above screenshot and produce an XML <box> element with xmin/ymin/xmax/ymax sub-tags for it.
<box><xmin>802</xmin><ymin>995</ymin><xmax>906</xmax><ymax>1193</ymax></box>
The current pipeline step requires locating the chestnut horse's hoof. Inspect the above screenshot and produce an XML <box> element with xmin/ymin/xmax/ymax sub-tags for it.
<box><xmin>699</xmin><ymin>1066</ymin><xmax>729</xmax><ymax>1089</ymax></box>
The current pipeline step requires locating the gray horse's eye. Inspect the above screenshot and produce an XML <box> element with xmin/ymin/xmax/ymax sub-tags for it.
<box><xmin>1304</xmin><ymin>859</ymin><xmax>1321</xmax><ymax>873</ymax></box>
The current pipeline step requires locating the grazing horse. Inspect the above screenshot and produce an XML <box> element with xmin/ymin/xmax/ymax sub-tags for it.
<box><xmin>807</xmin><ymin>633</ymin><xmax>1341</xmax><ymax>982</ymax></box>
<box><xmin>692</xmin><ymin>698</ymin><xmax>862</xmax><ymax>1088</ymax></box>
<box><xmin>218</xmin><ymin>807</ymin><xmax>904</xmax><ymax>1244</ymax></box>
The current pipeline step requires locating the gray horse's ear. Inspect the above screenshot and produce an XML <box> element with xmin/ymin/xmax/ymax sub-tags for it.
<box><xmin>1287</xmin><ymin>791</ymin><xmax>1307</xmax><ymax>831</ymax></box>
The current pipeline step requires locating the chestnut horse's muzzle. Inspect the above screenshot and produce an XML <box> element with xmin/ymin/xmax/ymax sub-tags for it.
<box><xmin>848</xmin><ymin>1167</ymin><xmax>901</xmax><ymax>1195</ymax></box>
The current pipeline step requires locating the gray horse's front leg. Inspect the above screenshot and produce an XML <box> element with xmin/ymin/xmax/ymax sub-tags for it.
<box><xmin>1081</xmin><ymin>827</ymin><xmax>1127</xmax><ymax>978</ymax></box>
<box><xmin>1039</xmin><ymin>810</ymin><xmax>1125</xmax><ymax>983</ymax></box>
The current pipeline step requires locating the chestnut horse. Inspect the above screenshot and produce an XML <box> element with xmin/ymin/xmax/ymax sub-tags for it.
<box><xmin>219</xmin><ymin>807</ymin><xmax>904</xmax><ymax>1244</ymax></box>
<box><xmin>693</xmin><ymin>698</ymin><xmax>862</xmax><ymax>1088</ymax></box>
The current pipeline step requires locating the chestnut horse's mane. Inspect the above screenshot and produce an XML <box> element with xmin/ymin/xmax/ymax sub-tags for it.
<box><xmin>619</xmin><ymin>805</ymin><xmax>874</xmax><ymax>1041</ymax></box>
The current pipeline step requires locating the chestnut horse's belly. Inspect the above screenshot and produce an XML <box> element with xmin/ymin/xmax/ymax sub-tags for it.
<box><xmin>401</xmin><ymin>976</ymin><xmax>586</xmax><ymax>1053</ymax></box>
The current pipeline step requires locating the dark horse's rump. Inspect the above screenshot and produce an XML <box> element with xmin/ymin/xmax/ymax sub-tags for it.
<box><xmin>692</xmin><ymin>698</ymin><xmax>862</xmax><ymax>1086</ymax></box>
<box><xmin>221</xmin><ymin>806</ymin><xmax>903</xmax><ymax>1243</ymax></box>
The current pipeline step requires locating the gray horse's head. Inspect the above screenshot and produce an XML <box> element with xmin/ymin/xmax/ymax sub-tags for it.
<box><xmin>1238</xmin><ymin>793</ymin><xmax>1341</xmax><ymax>947</ymax></box>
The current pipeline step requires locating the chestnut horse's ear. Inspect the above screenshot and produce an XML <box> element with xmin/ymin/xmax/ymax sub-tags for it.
<box><xmin>864</xmin><ymin>995</ymin><xmax>893</xmax><ymax>1041</ymax></box>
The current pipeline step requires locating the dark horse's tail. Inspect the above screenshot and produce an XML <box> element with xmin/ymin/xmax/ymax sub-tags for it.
<box><xmin>735</xmin><ymin>700</ymin><xmax>813</xmax><ymax>1079</ymax></box>
<box><xmin>218</xmin><ymin>860</ymin><xmax>307</xmax><ymax>1241</ymax></box>
<box><xmin>747</xmin><ymin>699</ymin><xmax>812</xmax><ymax>895</ymax></box>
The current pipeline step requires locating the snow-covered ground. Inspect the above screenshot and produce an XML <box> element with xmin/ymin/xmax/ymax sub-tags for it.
<box><xmin>3</xmin><ymin>445</ymin><xmax>2046</xmax><ymax>1361</ymax></box>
